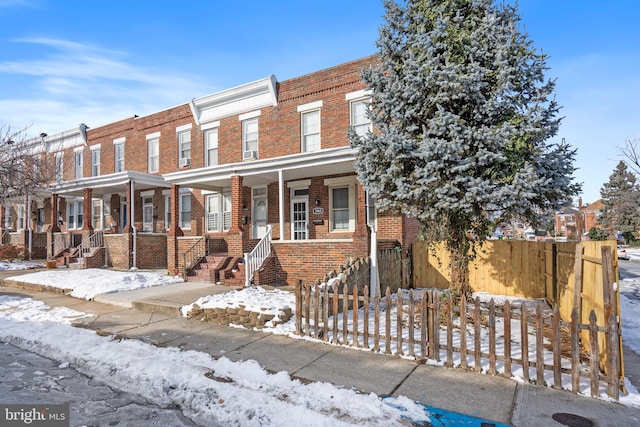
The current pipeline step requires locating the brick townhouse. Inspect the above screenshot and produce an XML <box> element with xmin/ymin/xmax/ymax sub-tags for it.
<box><xmin>1</xmin><ymin>56</ymin><xmax>421</xmax><ymax>286</ymax></box>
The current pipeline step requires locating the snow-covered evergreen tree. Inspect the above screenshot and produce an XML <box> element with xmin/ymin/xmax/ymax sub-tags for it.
<box><xmin>599</xmin><ymin>161</ymin><xmax>640</xmax><ymax>242</ymax></box>
<box><xmin>349</xmin><ymin>0</ymin><xmax>581</xmax><ymax>298</ymax></box>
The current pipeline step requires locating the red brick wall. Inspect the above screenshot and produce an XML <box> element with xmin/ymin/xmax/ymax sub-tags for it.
<box><xmin>104</xmin><ymin>234</ymin><xmax>130</xmax><ymax>269</ymax></box>
<box><xmin>271</xmin><ymin>240</ymin><xmax>365</xmax><ymax>286</ymax></box>
<box><xmin>135</xmin><ymin>234</ymin><xmax>167</xmax><ymax>269</ymax></box>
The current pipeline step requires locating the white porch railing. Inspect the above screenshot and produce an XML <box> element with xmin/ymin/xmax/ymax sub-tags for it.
<box><xmin>75</xmin><ymin>230</ymin><xmax>104</xmax><ymax>258</ymax></box>
<box><xmin>244</xmin><ymin>224</ymin><xmax>272</xmax><ymax>287</ymax></box>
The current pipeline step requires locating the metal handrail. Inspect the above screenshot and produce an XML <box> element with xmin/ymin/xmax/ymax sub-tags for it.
<box><xmin>75</xmin><ymin>230</ymin><xmax>104</xmax><ymax>258</ymax></box>
<box><xmin>182</xmin><ymin>235</ymin><xmax>207</xmax><ymax>279</ymax></box>
<box><xmin>1</xmin><ymin>229</ymin><xmax>9</xmax><ymax>245</ymax></box>
<box><xmin>244</xmin><ymin>224</ymin><xmax>272</xmax><ymax>287</ymax></box>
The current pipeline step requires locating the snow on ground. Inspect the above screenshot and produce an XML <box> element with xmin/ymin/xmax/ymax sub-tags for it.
<box><xmin>6</xmin><ymin>266</ymin><xmax>640</xmax><ymax>409</ymax></box>
<box><xmin>5</xmin><ymin>268</ymin><xmax>183</xmax><ymax>299</ymax></box>
<box><xmin>0</xmin><ymin>294</ymin><xmax>429</xmax><ymax>426</ymax></box>
<box><xmin>0</xmin><ymin>260</ymin><xmax>43</xmax><ymax>271</ymax></box>
<box><xmin>182</xmin><ymin>286</ymin><xmax>294</xmax><ymax>326</ymax></box>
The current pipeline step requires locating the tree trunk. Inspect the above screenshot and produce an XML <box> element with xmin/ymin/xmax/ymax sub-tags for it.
<box><xmin>450</xmin><ymin>246</ymin><xmax>471</xmax><ymax>301</ymax></box>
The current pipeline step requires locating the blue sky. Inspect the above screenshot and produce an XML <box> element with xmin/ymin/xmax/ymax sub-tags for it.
<box><xmin>1</xmin><ymin>1</ymin><xmax>639</xmax><ymax>205</ymax></box>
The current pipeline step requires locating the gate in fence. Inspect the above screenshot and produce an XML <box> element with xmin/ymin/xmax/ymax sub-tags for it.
<box><xmin>295</xmin><ymin>283</ymin><xmax>622</xmax><ymax>400</ymax></box>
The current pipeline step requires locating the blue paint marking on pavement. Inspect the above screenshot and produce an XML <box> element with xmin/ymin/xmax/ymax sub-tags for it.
<box><xmin>383</xmin><ymin>397</ymin><xmax>512</xmax><ymax>427</ymax></box>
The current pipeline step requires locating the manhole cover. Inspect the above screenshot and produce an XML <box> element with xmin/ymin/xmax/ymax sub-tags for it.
<box><xmin>552</xmin><ymin>413</ymin><xmax>594</xmax><ymax>427</ymax></box>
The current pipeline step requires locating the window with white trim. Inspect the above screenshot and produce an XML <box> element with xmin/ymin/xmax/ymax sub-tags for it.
<box><xmin>301</xmin><ymin>109</ymin><xmax>320</xmax><ymax>152</ymax></box>
<box><xmin>92</xmin><ymin>199</ymin><xmax>102</xmax><ymax>229</ymax></box>
<box><xmin>242</xmin><ymin>118</ymin><xmax>258</xmax><ymax>159</ymax></box>
<box><xmin>148</xmin><ymin>136</ymin><xmax>159</xmax><ymax>173</ymax></box>
<box><xmin>164</xmin><ymin>194</ymin><xmax>171</xmax><ymax>230</ymax></box>
<box><xmin>91</xmin><ymin>147</ymin><xmax>100</xmax><ymax>176</ymax></box>
<box><xmin>205</xmin><ymin>191</ymin><xmax>231</xmax><ymax>232</ymax></box>
<box><xmin>66</xmin><ymin>200</ymin><xmax>84</xmax><ymax>230</ymax></box>
<box><xmin>205</xmin><ymin>128</ymin><xmax>218</xmax><ymax>167</ymax></box>
<box><xmin>350</xmin><ymin>98</ymin><xmax>371</xmax><ymax>137</ymax></box>
<box><xmin>177</xmin><ymin>126</ymin><xmax>191</xmax><ymax>166</ymax></box>
<box><xmin>325</xmin><ymin>176</ymin><xmax>357</xmax><ymax>232</ymax></box>
<box><xmin>74</xmin><ymin>150</ymin><xmax>83</xmax><ymax>180</ymax></box>
<box><xmin>179</xmin><ymin>192</ymin><xmax>191</xmax><ymax>229</ymax></box>
<box><xmin>16</xmin><ymin>204</ymin><xmax>25</xmax><ymax>231</ymax></box>
<box><xmin>114</xmin><ymin>141</ymin><xmax>125</xmax><ymax>173</ymax></box>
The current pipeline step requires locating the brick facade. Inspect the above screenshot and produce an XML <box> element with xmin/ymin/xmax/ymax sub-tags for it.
<box><xmin>2</xmin><ymin>55</ymin><xmax>422</xmax><ymax>285</ymax></box>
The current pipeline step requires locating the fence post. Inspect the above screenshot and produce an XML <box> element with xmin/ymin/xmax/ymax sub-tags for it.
<box><xmin>607</xmin><ymin>311</ymin><xmax>620</xmax><ymax>400</ymax></box>
<box><xmin>295</xmin><ymin>280</ymin><xmax>302</xmax><ymax>335</ymax></box>
<box><xmin>573</xmin><ymin>244</ymin><xmax>584</xmax><ymax>321</ymax></box>
<box><xmin>552</xmin><ymin>243</ymin><xmax>558</xmax><ymax>302</ymax></box>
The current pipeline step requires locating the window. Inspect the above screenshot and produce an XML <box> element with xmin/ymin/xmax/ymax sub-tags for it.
<box><xmin>298</xmin><ymin>100</ymin><xmax>322</xmax><ymax>153</ymax></box>
<box><xmin>325</xmin><ymin>176</ymin><xmax>357</xmax><ymax>232</ymax></box>
<box><xmin>114</xmin><ymin>141</ymin><xmax>125</xmax><ymax>173</ymax></box>
<box><xmin>301</xmin><ymin>110</ymin><xmax>320</xmax><ymax>152</ymax></box>
<box><xmin>148</xmin><ymin>136</ymin><xmax>159</xmax><ymax>173</ymax></box>
<box><xmin>74</xmin><ymin>150</ymin><xmax>83</xmax><ymax>180</ymax></box>
<box><xmin>92</xmin><ymin>199</ymin><xmax>102</xmax><ymax>230</ymax></box>
<box><xmin>91</xmin><ymin>147</ymin><xmax>100</xmax><ymax>176</ymax></box>
<box><xmin>16</xmin><ymin>205</ymin><xmax>25</xmax><ymax>230</ymax></box>
<box><xmin>55</xmin><ymin>152</ymin><xmax>63</xmax><ymax>183</ymax></box>
<box><xmin>205</xmin><ymin>128</ymin><xmax>218</xmax><ymax>167</ymax></box>
<box><xmin>66</xmin><ymin>200</ymin><xmax>84</xmax><ymax>229</ymax></box>
<box><xmin>179</xmin><ymin>192</ymin><xmax>191</xmax><ymax>229</ymax></box>
<box><xmin>350</xmin><ymin>98</ymin><xmax>371</xmax><ymax>136</ymax></box>
<box><xmin>177</xmin><ymin>125</ymin><xmax>191</xmax><ymax>166</ymax></box>
<box><xmin>205</xmin><ymin>191</ymin><xmax>231</xmax><ymax>232</ymax></box>
<box><xmin>242</xmin><ymin>118</ymin><xmax>258</xmax><ymax>159</ymax></box>
<box><xmin>332</xmin><ymin>188</ymin><xmax>350</xmax><ymax>230</ymax></box>
<box><xmin>164</xmin><ymin>193</ymin><xmax>171</xmax><ymax>230</ymax></box>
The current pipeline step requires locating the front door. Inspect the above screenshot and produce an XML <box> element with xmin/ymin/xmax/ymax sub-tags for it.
<box><xmin>291</xmin><ymin>189</ymin><xmax>308</xmax><ymax>240</ymax></box>
<box><xmin>252</xmin><ymin>187</ymin><xmax>268</xmax><ymax>239</ymax></box>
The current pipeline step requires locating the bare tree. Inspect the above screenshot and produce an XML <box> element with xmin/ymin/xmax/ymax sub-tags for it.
<box><xmin>1</xmin><ymin>123</ymin><xmax>58</xmax><ymax>233</ymax></box>
<box><xmin>618</xmin><ymin>137</ymin><xmax>640</xmax><ymax>176</ymax></box>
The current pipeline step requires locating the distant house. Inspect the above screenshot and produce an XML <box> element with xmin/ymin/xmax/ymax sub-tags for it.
<box><xmin>554</xmin><ymin>198</ymin><xmax>604</xmax><ymax>241</ymax></box>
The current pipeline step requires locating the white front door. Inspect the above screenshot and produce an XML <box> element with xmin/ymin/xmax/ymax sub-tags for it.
<box><xmin>291</xmin><ymin>189</ymin><xmax>308</xmax><ymax>240</ymax></box>
<box><xmin>142</xmin><ymin>197</ymin><xmax>153</xmax><ymax>232</ymax></box>
<box><xmin>252</xmin><ymin>187</ymin><xmax>268</xmax><ymax>239</ymax></box>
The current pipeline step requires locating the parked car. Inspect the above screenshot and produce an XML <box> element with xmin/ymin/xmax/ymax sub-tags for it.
<box><xmin>617</xmin><ymin>246</ymin><xmax>630</xmax><ymax>260</ymax></box>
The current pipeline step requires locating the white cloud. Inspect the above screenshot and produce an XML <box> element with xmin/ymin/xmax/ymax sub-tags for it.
<box><xmin>0</xmin><ymin>37</ymin><xmax>211</xmax><ymax>135</ymax></box>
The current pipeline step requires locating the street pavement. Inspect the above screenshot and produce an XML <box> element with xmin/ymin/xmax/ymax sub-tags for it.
<box><xmin>1</xmin><ymin>269</ymin><xmax>640</xmax><ymax>427</ymax></box>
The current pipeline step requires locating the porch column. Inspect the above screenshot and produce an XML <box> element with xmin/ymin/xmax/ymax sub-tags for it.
<box><xmin>278</xmin><ymin>169</ymin><xmax>285</xmax><ymax>241</ymax></box>
<box><xmin>81</xmin><ymin>188</ymin><xmax>94</xmax><ymax>232</ymax></box>
<box><xmin>227</xmin><ymin>175</ymin><xmax>244</xmax><ymax>257</ymax></box>
<box><xmin>167</xmin><ymin>184</ymin><xmax>183</xmax><ymax>275</ymax></box>
<box><xmin>47</xmin><ymin>193</ymin><xmax>60</xmax><ymax>260</ymax></box>
<box><xmin>230</xmin><ymin>175</ymin><xmax>244</xmax><ymax>233</ymax></box>
<box><xmin>123</xmin><ymin>181</ymin><xmax>133</xmax><ymax>233</ymax></box>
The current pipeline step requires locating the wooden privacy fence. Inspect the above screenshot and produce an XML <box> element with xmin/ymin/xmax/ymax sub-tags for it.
<box><xmin>295</xmin><ymin>284</ymin><xmax>622</xmax><ymax>400</ymax></box>
<box><xmin>319</xmin><ymin>249</ymin><xmax>410</xmax><ymax>296</ymax></box>
<box><xmin>412</xmin><ymin>240</ymin><xmax>623</xmax><ymax>378</ymax></box>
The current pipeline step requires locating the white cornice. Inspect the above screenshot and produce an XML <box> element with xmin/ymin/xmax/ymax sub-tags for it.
<box><xmin>191</xmin><ymin>75</ymin><xmax>278</xmax><ymax>125</ymax></box>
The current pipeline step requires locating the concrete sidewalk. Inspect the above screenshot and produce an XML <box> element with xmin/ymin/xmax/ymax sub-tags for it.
<box><xmin>1</xmin><ymin>272</ymin><xmax>639</xmax><ymax>426</ymax></box>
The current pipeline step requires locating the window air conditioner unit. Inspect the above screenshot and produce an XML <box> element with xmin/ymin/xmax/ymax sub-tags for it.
<box><xmin>179</xmin><ymin>158</ymin><xmax>191</xmax><ymax>167</ymax></box>
<box><xmin>243</xmin><ymin>150</ymin><xmax>256</xmax><ymax>160</ymax></box>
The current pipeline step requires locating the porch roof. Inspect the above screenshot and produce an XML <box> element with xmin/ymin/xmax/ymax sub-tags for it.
<box><xmin>163</xmin><ymin>146</ymin><xmax>358</xmax><ymax>190</ymax></box>
<box><xmin>49</xmin><ymin>171</ymin><xmax>169</xmax><ymax>198</ymax></box>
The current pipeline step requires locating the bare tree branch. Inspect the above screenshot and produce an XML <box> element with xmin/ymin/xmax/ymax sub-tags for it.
<box><xmin>618</xmin><ymin>137</ymin><xmax>640</xmax><ymax>176</ymax></box>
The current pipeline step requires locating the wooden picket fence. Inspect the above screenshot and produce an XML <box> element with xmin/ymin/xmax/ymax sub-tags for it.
<box><xmin>295</xmin><ymin>284</ymin><xmax>622</xmax><ymax>400</ymax></box>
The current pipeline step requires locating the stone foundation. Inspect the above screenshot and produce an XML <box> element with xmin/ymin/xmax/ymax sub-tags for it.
<box><xmin>185</xmin><ymin>304</ymin><xmax>292</xmax><ymax>329</ymax></box>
